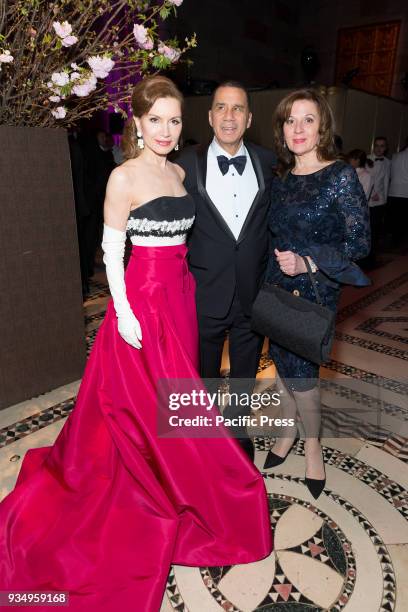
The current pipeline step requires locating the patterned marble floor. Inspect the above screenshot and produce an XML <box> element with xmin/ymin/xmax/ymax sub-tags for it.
<box><xmin>1</xmin><ymin>253</ymin><xmax>407</xmax><ymax>612</ymax></box>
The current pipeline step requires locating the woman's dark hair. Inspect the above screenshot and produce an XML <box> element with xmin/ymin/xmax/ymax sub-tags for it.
<box><xmin>346</xmin><ymin>148</ymin><xmax>373</xmax><ymax>168</ymax></box>
<box><xmin>334</xmin><ymin>134</ymin><xmax>343</xmax><ymax>153</ymax></box>
<box><xmin>273</xmin><ymin>88</ymin><xmax>338</xmax><ymax>177</ymax></box>
<box><xmin>121</xmin><ymin>75</ymin><xmax>184</xmax><ymax>160</ymax></box>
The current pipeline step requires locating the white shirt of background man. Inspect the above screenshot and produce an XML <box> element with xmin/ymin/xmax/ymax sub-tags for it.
<box><xmin>389</xmin><ymin>148</ymin><xmax>408</xmax><ymax>199</ymax></box>
<box><xmin>206</xmin><ymin>138</ymin><xmax>259</xmax><ymax>240</ymax></box>
<box><xmin>367</xmin><ymin>154</ymin><xmax>391</xmax><ymax>207</ymax></box>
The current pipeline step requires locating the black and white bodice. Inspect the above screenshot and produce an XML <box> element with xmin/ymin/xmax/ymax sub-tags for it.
<box><xmin>126</xmin><ymin>194</ymin><xmax>195</xmax><ymax>246</ymax></box>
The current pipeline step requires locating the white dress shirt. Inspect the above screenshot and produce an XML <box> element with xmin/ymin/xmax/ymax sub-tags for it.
<box><xmin>206</xmin><ymin>138</ymin><xmax>259</xmax><ymax>239</ymax></box>
<box><xmin>389</xmin><ymin>149</ymin><xmax>408</xmax><ymax>198</ymax></box>
<box><xmin>367</xmin><ymin>154</ymin><xmax>391</xmax><ymax>207</ymax></box>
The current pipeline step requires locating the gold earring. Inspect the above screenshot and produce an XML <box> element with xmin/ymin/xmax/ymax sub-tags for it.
<box><xmin>137</xmin><ymin>130</ymin><xmax>144</xmax><ymax>150</ymax></box>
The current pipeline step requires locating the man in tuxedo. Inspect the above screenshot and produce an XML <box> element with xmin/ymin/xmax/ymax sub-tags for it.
<box><xmin>177</xmin><ymin>81</ymin><xmax>275</xmax><ymax>459</ymax></box>
<box><xmin>367</xmin><ymin>136</ymin><xmax>391</xmax><ymax>259</ymax></box>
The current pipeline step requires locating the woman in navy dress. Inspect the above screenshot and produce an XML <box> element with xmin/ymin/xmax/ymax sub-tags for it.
<box><xmin>263</xmin><ymin>89</ymin><xmax>370</xmax><ymax>499</ymax></box>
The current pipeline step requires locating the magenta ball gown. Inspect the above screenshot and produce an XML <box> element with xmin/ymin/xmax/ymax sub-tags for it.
<box><xmin>0</xmin><ymin>195</ymin><xmax>273</xmax><ymax>611</ymax></box>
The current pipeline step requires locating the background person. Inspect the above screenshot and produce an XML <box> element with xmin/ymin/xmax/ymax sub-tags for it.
<box><xmin>346</xmin><ymin>148</ymin><xmax>374</xmax><ymax>200</ymax></box>
<box><xmin>388</xmin><ymin>143</ymin><xmax>408</xmax><ymax>246</ymax></box>
<box><xmin>83</xmin><ymin>129</ymin><xmax>116</xmax><ymax>277</ymax></box>
<box><xmin>367</xmin><ymin>136</ymin><xmax>391</xmax><ymax>254</ymax></box>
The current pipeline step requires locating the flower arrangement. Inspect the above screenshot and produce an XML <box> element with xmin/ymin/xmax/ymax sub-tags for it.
<box><xmin>0</xmin><ymin>0</ymin><xmax>196</xmax><ymax>127</ymax></box>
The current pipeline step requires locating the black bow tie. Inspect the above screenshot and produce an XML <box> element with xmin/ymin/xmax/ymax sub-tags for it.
<box><xmin>217</xmin><ymin>155</ymin><xmax>247</xmax><ymax>176</ymax></box>
<box><xmin>375</xmin><ymin>157</ymin><xmax>384</xmax><ymax>161</ymax></box>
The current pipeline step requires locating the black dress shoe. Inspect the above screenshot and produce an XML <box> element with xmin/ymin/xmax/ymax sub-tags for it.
<box><xmin>263</xmin><ymin>437</ymin><xmax>299</xmax><ymax>470</ymax></box>
<box><xmin>305</xmin><ymin>477</ymin><xmax>326</xmax><ymax>500</ymax></box>
<box><xmin>236</xmin><ymin>438</ymin><xmax>255</xmax><ymax>461</ymax></box>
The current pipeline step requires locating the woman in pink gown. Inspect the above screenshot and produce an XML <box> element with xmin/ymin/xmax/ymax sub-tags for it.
<box><xmin>0</xmin><ymin>76</ymin><xmax>272</xmax><ymax>611</ymax></box>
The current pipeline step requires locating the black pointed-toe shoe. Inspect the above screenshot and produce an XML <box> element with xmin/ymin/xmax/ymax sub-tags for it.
<box><xmin>263</xmin><ymin>437</ymin><xmax>299</xmax><ymax>470</ymax></box>
<box><xmin>305</xmin><ymin>476</ymin><xmax>326</xmax><ymax>500</ymax></box>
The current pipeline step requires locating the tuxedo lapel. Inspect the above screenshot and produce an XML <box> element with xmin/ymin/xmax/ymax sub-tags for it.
<box><xmin>236</xmin><ymin>143</ymin><xmax>265</xmax><ymax>244</ymax></box>
<box><xmin>195</xmin><ymin>145</ymin><xmax>237</xmax><ymax>241</ymax></box>
<box><xmin>195</xmin><ymin>144</ymin><xmax>208</xmax><ymax>184</ymax></box>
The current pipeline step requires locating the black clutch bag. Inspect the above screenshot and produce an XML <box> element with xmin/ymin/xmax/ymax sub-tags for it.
<box><xmin>251</xmin><ymin>257</ymin><xmax>336</xmax><ymax>365</ymax></box>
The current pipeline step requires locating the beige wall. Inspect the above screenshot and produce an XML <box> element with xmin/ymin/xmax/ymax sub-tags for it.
<box><xmin>182</xmin><ymin>87</ymin><xmax>408</xmax><ymax>155</ymax></box>
<box><xmin>325</xmin><ymin>87</ymin><xmax>408</xmax><ymax>153</ymax></box>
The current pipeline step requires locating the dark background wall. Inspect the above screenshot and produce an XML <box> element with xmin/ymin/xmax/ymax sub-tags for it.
<box><xmin>168</xmin><ymin>0</ymin><xmax>408</xmax><ymax>101</ymax></box>
<box><xmin>298</xmin><ymin>0</ymin><xmax>408</xmax><ymax>100</ymax></box>
<box><xmin>169</xmin><ymin>0</ymin><xmax>305</xmax><ymax>89</ymax></box>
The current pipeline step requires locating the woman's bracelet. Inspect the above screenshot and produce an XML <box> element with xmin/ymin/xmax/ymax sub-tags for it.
<box><xmin>306</xmin><ymin>256</ymin><xmax>318</xmax><ymax>273</ymax></box>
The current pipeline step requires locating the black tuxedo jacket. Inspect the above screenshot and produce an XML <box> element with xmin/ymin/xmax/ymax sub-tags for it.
<box><xmin>176</xmin><ymin>142</ymin><xmax>276</xmax><ymax>318</ymax></box>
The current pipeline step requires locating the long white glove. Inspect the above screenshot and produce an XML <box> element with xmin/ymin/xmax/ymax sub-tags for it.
<box><xmin>101</xmin><ymin>224</ymin><xmax>142</xmax><ymax>349</ymax></box>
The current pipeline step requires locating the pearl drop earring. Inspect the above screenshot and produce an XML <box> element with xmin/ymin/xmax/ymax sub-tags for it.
<box><xmin>137</xmin><ymin>130</ymin><xmax>144</xmax><ymax>150</ymax></box>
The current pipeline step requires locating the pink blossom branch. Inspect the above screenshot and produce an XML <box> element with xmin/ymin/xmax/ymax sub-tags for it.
<box><xmin>0</xmin><ymin>0</ymin><xmax>196</xmax><ymax>126</ymax></box>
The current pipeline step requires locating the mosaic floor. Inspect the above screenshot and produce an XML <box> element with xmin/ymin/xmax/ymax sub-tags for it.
<box><xmin>0</xmin><ymin>253</ymin><xmax>407</xmax><ymax>612</ymax></box>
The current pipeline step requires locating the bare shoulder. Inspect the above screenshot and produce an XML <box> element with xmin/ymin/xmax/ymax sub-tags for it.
<box><xmin>171</xmin><ymin>161</ymin><xmax>186</xmax><ymax>182</ymax></box>
<box><xmin>107</xmin><ymin>164</ymin><xmax>131</xmax><ymax>189</ymax></box>
<box><xmin>118</xmin><ymin>158</ymin><xmax>144</xmax><ymax>176</ymax></box>
<box><xmin>105</xmin><ymin>165</ymin><xmax>136</xmax><ymax>210</ymax></box>
<box><xmin>104</xmin><ymin>168</ymin><xmax>133</xmax><ymax>224</ymax></box>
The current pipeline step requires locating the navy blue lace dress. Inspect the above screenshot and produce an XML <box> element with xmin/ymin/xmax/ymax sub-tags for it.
<box><xmin>265</xmin><ymin>160</ymin><xmax>371</xmax><ymax>390</ymax></box>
